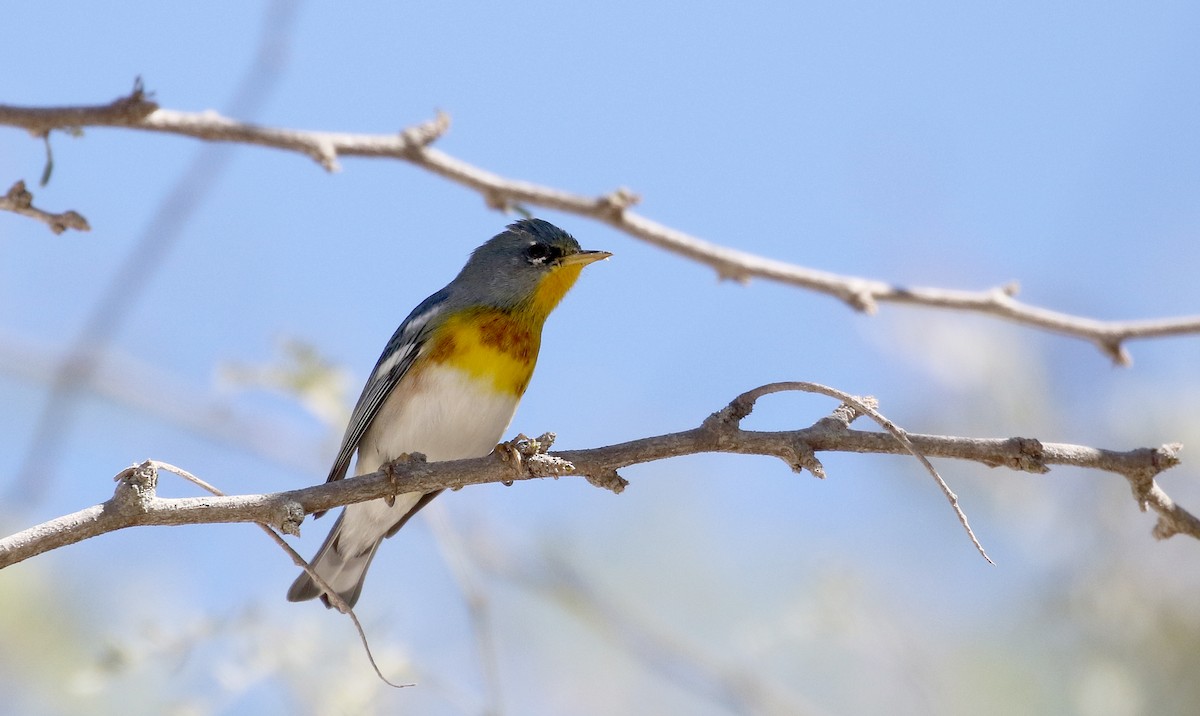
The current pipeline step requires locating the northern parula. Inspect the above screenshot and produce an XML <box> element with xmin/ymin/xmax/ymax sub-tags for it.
<box><xmin>287</xmin><ymin>218</ymin><xmax>610</xmax><ymax>607</ymax></box>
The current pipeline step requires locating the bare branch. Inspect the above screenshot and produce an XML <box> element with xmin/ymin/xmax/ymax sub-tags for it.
<box><xmin>2</xmin><ymin>90</ymin><xmax>1198</xmax><ymax>360</ymax></box>
<box><xmin>0</xmin><ymin>384</ymin><xmax>1191</xmax><ymax>571</ymax></box>
<box><xmin>708</xmin><ymin>381</ymin><xmax>993</xmax><ymax>563</ymax></box>
<box><xmin>153</xmin><ymin>460</ymin><xmax>412</xmax><ymax>689</ymax></box>
<box><xmin>487</xmin><ymin>547</ymin><xmax>834</xmax><ymax>716</ymax></box>
<box><xmin>7</xmin><ymin>12</ymin><xmax>299</xmax><ymax>506</ymax></box>
<box><xmin>0</xmin><ymin>91</ymin><xmax>449</xmax><ymax>173</ymax></box>
<box><xmin>0</xmin><ymin>180</ymin><xmax>89</xmax><ymax>234</ymax></box>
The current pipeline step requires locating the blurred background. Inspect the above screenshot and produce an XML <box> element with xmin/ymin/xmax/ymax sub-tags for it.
<box><xmin>2</xmin><ymin>2</ymin><xmax>1199</xmax><ymax>714</ymax></box>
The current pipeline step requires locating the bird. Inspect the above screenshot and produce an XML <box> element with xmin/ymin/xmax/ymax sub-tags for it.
<box><xmin>287</xmin><ymin>218</ymin><xmax>610</xmax><ymax>608</ymax></box>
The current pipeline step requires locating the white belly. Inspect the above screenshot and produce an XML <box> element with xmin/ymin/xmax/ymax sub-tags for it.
<box><xmin>337</xmin><ymin>364</ymin><xmax>521</xmax><ymax>551</ymax></box>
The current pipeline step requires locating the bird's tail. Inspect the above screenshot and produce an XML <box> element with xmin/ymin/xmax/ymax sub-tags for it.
<box><xmin>286</xmin><ymin>512</ymin><xmax>380</xmax><ymax>609</ymax></box>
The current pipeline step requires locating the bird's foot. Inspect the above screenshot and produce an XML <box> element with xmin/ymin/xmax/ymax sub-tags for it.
<box><xmin>495</xmin><ymin>432</ymin><xmax>557</xmax><ymax>486</ymax></box>
<box><xmin>381</xmin><ymin>452</ymin><xmax>426</xmax><ymax>506</ymax></box>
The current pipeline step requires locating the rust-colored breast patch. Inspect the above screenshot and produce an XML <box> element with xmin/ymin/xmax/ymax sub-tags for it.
<box><xmin>478</xmin><ymin>313</ymin><xmax>536</xmax><ymax>362</ymax></box>
<box><xmin>424</xmin><ymin>308</ymin><xmax>542</xmax><ymax>396</ymax></box>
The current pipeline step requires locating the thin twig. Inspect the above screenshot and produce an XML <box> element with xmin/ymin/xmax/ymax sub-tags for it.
<box><xmin>2</xmin><ymin>91</ymin><xmax>1199</xmax><ymax>362</ymax></box>
<box><xmin>0</xmin><ymin>180</ymin><xmax>89</xmax><ymax>234</ymax></box>
<box><xmin>712</xmin><ymin>381</ymin><xmax>993</xmax><ymax>563</ymax></box>
<box><xmin>485</xmin><ymin>546</ymin><xmax>832</xmax><ymax>716</ymax></box>
<box><xmin>0</xmin><ymin>383</ymin><xmax>1190</xmax><ymax>571</ymax></box>
<box><xmin>6</xmin><ymin>0</ymin><xmax>301</xmax><ymax>508</ymax></box>
<box><xmin>425</xmin><ymin>505</ymin><xmax>505</xmax><ymax>715</ymax></box>
<box><xmin>149</xmin><ymin>460</ymin><xmax>412</xmax><ymax>689</ymax></box>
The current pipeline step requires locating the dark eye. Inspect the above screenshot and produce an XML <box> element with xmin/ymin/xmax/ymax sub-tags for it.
<box><xmin>526</xmin><ymin>242</ymin><xmax>550</xmax><ymax>262</ymax></box>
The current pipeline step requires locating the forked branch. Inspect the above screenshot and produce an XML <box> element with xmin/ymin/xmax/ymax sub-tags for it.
<box><xmin>2</xmin><ymin>85</ymin><xmax>1200</xmax><ymax>361</ymax></box>
<box><xmin>0</xmin><ymin>383</ymin><xmax>1190</xmax><ymax>571</ymax></box>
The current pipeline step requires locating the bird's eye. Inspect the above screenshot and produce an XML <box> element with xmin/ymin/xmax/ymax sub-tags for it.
<box><xmin>526</xmin><ymin>243</ymin><xmax>550</xmax><ymax>263</ymax></box>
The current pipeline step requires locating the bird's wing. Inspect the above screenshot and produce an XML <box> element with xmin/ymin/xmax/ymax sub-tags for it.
<box><xmin>325</xmin><ymin>288</ymin><xmax>451</xmax><ymax>486</ymax></box>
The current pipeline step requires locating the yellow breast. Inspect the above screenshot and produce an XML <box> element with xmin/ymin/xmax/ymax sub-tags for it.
<box><xmin>425</xmin><ymin>308</ymin><xmax>541</xmax><ymax>397</ymax></box>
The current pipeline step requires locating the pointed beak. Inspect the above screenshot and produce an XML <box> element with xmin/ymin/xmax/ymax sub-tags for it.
<box><xmin>561</xmin><ymin>249</ymin><xmax>612</xmax><ymax>267</ymax></box>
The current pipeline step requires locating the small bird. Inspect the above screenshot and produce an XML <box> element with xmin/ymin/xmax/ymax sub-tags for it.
<box><xmin>287</xmin><ymin>218</ymin><xmax>610</xmax><ymax>608</ymax></box>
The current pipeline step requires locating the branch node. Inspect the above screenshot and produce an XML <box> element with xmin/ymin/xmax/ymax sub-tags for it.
<box><xmin>1153</xmin><ymin>516</ymin><xmax>1180</xmax><ymax>540</ymax></box>
<box><xmin>1154</xmin><ymin>442</ymin><xmax>1183</xmax><ymax>471</ymax></box>
<box><xmin>703</xmin><ymin>391</ymin><xmax>759</xmax><ymax>431</ymax></box>
<box><xmin>312</xmin><ymin>139</ymin><xmax>340</xmax><ymax>172</ymax></box>
<box><xmin>1098</xmin><ymin>338</ymin><xmax>1132</xmax><ymax>367</ymax></box>
<box><xmin>815</xmin><ymin>399</ymin><xmax>878</xmax><ymax>430</ymax></box>
<box><xmin>400</xmin><ymin>110</ymin><xmax>451</xmax><ymax>153</ymax></box>
<box><xmin>514</xmin><ymin>431</ymin><xmax>556</xmax><ymax>456</ymax></box>
<box><xmin>585</xmin><ymin>469</ymin><xmax>629</xmax><ymax>494</ymax></box>
<box><xmin>496</xmin><ymin>432</ymin><xmax>565</xmax><ymax>485</ymax></box>
<box><xmin>483</xmin><ymin>188</ymin><xmax>512</xmax><ymax>212</ymax></box>
<box><xmin>279</xmin><ymin>501</ymin><xmax>305</xmax><ymax>536</ymax></box>
<box><xmin>528</xmin><ymin>453</ymin><xmax>576</xmax><ymax>479</ymax></box>
<box><xmin>715</xmin><ymin>265</ymin><xmax>752</xmax><ymax>284</ymax></box>
<box><xmin>5</xmin><ymin>180</ymin><xmax>31</xmax><ymax>207</ymax></box>
<box><xmin>787</xmin><ymin>442</ymin><xmax>825</xmax><ymax>478</ymax></box>
<box><xmin>1127</xmin><ymin>474</ymin><xmax>1155</xmax><ymax>513</ymax></box>
<box><xmin>112</xmin><ymin>77</ymin><xmax>159</xmax><ymax>121</ymax></box>
<box><xmin>842</xmin><ymin>286</ymin><xmax>878</xmax><ymax>314</ymax></box>
<box><xmin>596</xmin><ymin>186</ymin><xmax>640</xmax><ymax>220</ymax></box>
<box><xmin>1002</xmin><ymin>437</ymin><xmax>1048</xmax><ymax>473</ymax></box>
<box><xmin>1123</xmin><ymin>444</ymin><xmax>1182</xmax><ymax>514</ymax></box>
<box><xmin>1</xmin><ymin>180</ymin><xmax>91</xmax><ymax>234</ymax></box>
<box><xmin>111</xmin><ymin>460</ymin><xmax>158</xmax><ymax>513</ymax></box>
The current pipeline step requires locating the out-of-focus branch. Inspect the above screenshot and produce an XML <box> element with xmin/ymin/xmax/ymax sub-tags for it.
<box><xmin>0</xmin><ymin>383</ymin><xmax>1190</xmax><ymax>571</ymax></box>
<box><xmin>0</xmin><ymin>180</ymin><xmax>89</xmax><ymax>234</ymax></box>
<box><xmin>484</xmin><ymin>546</ymin><xmax>833</xmax><ymax>716</ymax></box>
<box><xmin>3</xmin><ymin>87</ymin><xmax>1199</xmax><ymax>363</ymax></box>
<box><xmin>6</xmin><ymin>0</ymin><xmax>301</xmax><ymax>507</ymax></box>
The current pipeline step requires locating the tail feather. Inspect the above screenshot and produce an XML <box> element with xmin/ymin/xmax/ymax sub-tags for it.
<box><xmin>286</xmin><ymin>513</ymin><xmax>380</xmax><ymax>608</ymax></box>
<box><xmin>287</xmin><ymin>489</ymin><xmax>444</xmax><ymax>607</ymax></box>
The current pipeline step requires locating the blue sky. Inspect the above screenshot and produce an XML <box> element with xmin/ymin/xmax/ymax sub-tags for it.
<box><xmin>2</xmin><ymin>2</ymin><xmax>1200</xmax><ymax>714</ymax></box>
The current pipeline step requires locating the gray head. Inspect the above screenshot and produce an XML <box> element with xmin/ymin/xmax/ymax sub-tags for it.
<box><xmin>451</xmin><ymin>219</ymin><xmax>610</xmax><ymax>315</ymax></box>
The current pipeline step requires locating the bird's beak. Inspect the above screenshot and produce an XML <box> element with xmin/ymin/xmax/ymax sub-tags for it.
<box><xmin>561</xmin><ymin>250</ymin><xmax>612</xmax><ymax>267</ymax></box>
